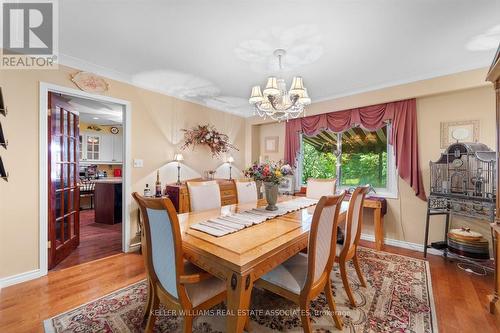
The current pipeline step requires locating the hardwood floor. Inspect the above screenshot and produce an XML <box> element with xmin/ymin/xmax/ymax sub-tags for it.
<box><xmin>0</xmin><ymin>240</ymin><xmax>498</xmax><ymax>332</ymax></box>
<box><xmin>52</xmin><ymin>209</ymin><xmax>122</xmax><ymax>271</ymax></box>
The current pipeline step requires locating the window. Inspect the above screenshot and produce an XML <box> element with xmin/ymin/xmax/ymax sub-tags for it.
<box><xmin>86</xmin><ymin>135</ymin><xmax>100</xmax><ymax>160</ymax></box>
<box><xmin>300</xmin><ymin>124</ymin><xmax>397</xmax><ymax>197</ymax></box>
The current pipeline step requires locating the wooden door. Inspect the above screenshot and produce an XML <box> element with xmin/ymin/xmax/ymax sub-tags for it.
<box><xmin>48</xmin><ymin>93</ymin><xmax>80</xmax><ymax>269</ymax></box>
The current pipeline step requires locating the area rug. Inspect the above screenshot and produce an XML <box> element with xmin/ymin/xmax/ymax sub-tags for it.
<box><xmin>43</xmin><ymin>248</ymin><xmax>438</xmax><ymax>332</ymax></box>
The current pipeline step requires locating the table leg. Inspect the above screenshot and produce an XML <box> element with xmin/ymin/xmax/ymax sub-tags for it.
<box><xmin>374</xmin><ymin>208</ymin><xmax>384</xmax><ymax>251</ymax></box>
<box><xmin>226</xmin><ymin>272</ymin><xmax>253</xmax><ymax>333</ymax></box>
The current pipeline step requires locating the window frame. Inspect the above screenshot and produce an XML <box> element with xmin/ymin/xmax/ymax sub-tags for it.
<box><xmin>297</xmin><ymin>123</ymin><xmax>398</xmax><ymax>199</ymax></box>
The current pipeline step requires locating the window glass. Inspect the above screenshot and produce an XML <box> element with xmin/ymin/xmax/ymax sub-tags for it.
<box><xmin>301</xmin><ymin>125</ymin><xmax>389</xmax><ymax>189</ymax></box>
<box><xmin>302</xmin><ymin>132</ymin><xmax>337</xmax><ymax>182</ymax></box>
<box><xmin>340</xmin><ymin>127</ymin><xmax>387</xmax><ymax>188</ymax></box>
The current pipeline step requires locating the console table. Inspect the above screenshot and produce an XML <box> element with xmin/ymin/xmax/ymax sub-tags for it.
<box><xmin>166</xmin><ymin>178</ymin><xmax>237</xmax><ymax>213</ymax></box>
<box><xmin>295</xmin><ymin>188</ymin><xmax>387</xmax><ymax>250</ymax></box>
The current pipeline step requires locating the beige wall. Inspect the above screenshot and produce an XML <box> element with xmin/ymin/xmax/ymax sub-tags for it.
<box><xmin>0</xmin><ymin>65</ymin><xmax>246</xmax><ymax>279</ymax></box>
<box><xmin>258</xmin><ymin>122</ymin><xmax>286</xmax><ymax>163</ymax></box>
<box><xmin>252</xmin><ymin>79</ymin><xmax>496</xmax><ymax>247</ymax></box>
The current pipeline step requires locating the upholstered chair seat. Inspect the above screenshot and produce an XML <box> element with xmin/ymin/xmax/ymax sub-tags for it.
<box><xmin>235</xmin><ymin>180</ymin><xmax>258</xmax><ymax>204</ymax></box>
<box><xmin>260</xmin><ymin>253</ymin><xmax>308</xmax><ymax>294</ymax></box>
<box><xmin>184</xmin><ymin>271</ymin><xmax>226</xmax><ymax>307</ymax></box>
<box><xmin>306</xmin><ymin>178</ymin><xmax>337</xmax><ymax>199</ymax></box>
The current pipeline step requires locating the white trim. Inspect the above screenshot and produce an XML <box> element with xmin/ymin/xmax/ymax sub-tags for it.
<box><xmin>58</xmin><ymin>53</ymin><xmax>248</xmax><ymax>118</ymax></box>
<box><xmin>360</xmin><ymin>233</ymin><xmax>442</xmax><ymax>256</ymax></box>
<box><xmin>38</xmin><ymin>82</ymin><xmax>132</xmax><ymax>282</ymax></box>
<box><xmin>0</xmin><ymin>269</ymin><xmax>44</xmax><ymax>289</ymax></box>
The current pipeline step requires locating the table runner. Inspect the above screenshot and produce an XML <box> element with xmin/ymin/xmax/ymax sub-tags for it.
<box><xmin>190</xmin><ymin>197</ymin><xmax>319</xmax><ymax>237</ymax></box>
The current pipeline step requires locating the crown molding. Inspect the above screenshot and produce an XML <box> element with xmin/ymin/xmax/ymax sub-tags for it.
<box><xmin>58</xmin><ymin>53</ymin><xmax>249</xmax><ymax>119</ymax></box>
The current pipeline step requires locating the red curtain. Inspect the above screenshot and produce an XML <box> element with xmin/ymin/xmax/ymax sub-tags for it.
<box><xmin>284</xmin><ymin>98</ymin><xmax>426</xmax><ymax>201</ymax></box>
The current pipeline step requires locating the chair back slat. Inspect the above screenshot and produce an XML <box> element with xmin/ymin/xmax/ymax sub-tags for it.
<box><xmin>79</xmin><ymin>179</ymin><xmax>95</xmax><ymax>193</ymax></box>
<box><xmin>306</xmin><ymin>178</ymin><xmax>337</xmax><ymax>199</ymax></box>
<box><xmin>187</xmin><ymin>180</ymin><xmax>221</xmax><ymax>212</ymax></box>
<box><xmin>132</xmin><ymin>193</ymin><xmax>183</xmax><ymax>300</ymax></box>
<box><xmin>146</xmin><ymin>208</ymin><xmax>178</xmax><ymax>297</ymax></box>
<box><xmin>305</xmin><ymin>193</ymin><xmax>345</xmax><ymax>289</ymax></box>
<box><xmin>343</xmin><ymin>185</ymin><xmax>370</xmax><ymax>252</ymax></box>
<box><xmin>235</xmin><ymin>180</ymin><xmax>258</xmax><ymax>204</ymax></box>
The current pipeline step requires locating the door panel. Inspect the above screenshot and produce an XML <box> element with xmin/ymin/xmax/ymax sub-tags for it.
<box><xmin>48</xmin><ymin>93</ymin><xmax>80</xmax><ymax>269</ymax></box>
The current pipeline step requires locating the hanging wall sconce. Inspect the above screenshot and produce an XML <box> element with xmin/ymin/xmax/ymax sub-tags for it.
<box><xmin>0</xmin><ymin>87</ymin><xmax>6</xmax><ymax>116</ymax></box>
<box><xmin>0</xmin><ymin>121</ymin><xmax>7</xmax><ymax>149</ymax></box>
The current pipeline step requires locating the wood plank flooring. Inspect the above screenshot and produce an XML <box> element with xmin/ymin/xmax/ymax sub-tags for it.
<box><xmin>52</xmin><ymin>209</ymin><xmax>122</xmax><ymax>271</ymax></box>
<box><xmin>0</xmin><ymin>240</ymin><xmax>499</xmax><ymax>332</ymax></box>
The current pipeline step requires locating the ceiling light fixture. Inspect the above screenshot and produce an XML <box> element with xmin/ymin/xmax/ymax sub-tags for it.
<box><xmin>93</xmin><ymin>117</ymin><xmax>99</xmax><ymax>120</ymax></box>
<box><xmin>249</xmin><ymin>49</ymin><xmax>311</xmax><ymax>122</ymax></box>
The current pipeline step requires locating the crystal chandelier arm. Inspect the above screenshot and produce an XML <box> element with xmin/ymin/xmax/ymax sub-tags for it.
<box><xmin>268</xmin><ymin>94</ymin><xmax>300</xmax><ymax>111</ymax></box>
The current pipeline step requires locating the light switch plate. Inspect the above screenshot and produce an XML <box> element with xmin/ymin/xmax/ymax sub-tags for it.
<box><xmin>133</xmin><ymin>159</ymin><xmax>144</xmax><ymax>168</ymax></box>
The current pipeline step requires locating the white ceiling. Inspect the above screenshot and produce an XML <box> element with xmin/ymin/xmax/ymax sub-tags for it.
<box><xmin>66</xmin><ymin>96</ymin><xmax>123</xmax><ymax>126</ymax></box>
<box><xmin>59</xmin><ymin>0</ymin><xmax>500</xmax><ymax>117</ymax></box>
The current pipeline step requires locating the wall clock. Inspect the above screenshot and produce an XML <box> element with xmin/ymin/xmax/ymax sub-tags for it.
<box><xmin>110</xmin><ymin>126</ymin><xmax>119</xmax><ymax>134</ymax></box>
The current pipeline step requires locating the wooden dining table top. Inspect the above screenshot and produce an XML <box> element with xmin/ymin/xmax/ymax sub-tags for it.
<box><xmin>178</xmin><ymin>196</ymin><xmax>349</xmax><ymax>277</ymax></box>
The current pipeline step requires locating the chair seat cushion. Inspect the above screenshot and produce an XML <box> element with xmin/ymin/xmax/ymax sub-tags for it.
<box><xmin>184</xmin><ymin>262</ymin><xmax>226</xmax><ymax>307</ymax></box>
<box><xmin>259</xmin><ymin>253</ymin><xmax>308</xmax><ymax>295</ymax></box>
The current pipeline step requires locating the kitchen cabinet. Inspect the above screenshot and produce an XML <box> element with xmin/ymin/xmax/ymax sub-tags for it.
<box><xmin>112</xmin><ymin>134</ymin><xmax>123</xmax><ymax>163</ymax></box>
<box><xmin>80</xmin><ymin>131</ymin><xmax>123</xmax><ymax>165</ymax></box>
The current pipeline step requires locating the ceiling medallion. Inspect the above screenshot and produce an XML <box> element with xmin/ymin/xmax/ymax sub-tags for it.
<box><xmin>249</xmin><ymin>49</ymin><xmax>311</xmax><ymax>122</ymax></box>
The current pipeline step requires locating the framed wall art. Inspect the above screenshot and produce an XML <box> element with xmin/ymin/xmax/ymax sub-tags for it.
<box><xmin>264</xmin><ymin>136</ymin><xmax>279</xmax><ymax>153</ymax></box>
<box><xmin>440</xmin><ymin>120</ymin><xmax>479</xmax><ymax>149</ymax></box>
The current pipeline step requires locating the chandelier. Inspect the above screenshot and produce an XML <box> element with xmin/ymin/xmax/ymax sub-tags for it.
<box><xmin>249</xmin><ymin>49</ymin><xmax>311</xmax><ymax>122</ymax></box>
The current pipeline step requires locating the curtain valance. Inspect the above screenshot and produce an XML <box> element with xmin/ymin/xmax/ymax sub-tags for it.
<box><xmin>284</xmin><ymin>99</ymin><xmax>426</xmax><ymax>201</ymax></box>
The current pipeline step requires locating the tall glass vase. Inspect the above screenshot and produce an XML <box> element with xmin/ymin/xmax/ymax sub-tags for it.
<box><xmin>264</xmin><ymin>182</ymin><xmax>279</xmax><ymax>211</ymax></box>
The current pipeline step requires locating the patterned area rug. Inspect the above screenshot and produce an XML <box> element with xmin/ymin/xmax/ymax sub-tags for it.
<box><xmin>43</xmin><ymin>248</ymin><xmax>438</xmax><ymax>332</ymax></box>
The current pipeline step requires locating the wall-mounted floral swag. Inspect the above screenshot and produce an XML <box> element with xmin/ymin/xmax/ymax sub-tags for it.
<box><xmin>181</xmin><ymin>124</ymin><xmax>238</xmax><ymax>157</ymax></box>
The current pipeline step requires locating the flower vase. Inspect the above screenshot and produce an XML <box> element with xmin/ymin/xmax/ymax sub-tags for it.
<box><xmin>256</xmin><ymin>180</ymin><xmax>263</xmax><ymax>199</ymax></box>
<box><xmin>264</xmin><ymin>182</ymin><xmax>279</xmax><ymax>211</ymax></box>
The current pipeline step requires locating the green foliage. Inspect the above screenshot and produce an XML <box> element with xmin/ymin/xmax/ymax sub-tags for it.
<box><xmin>302</xmin><ymin>141</ymin><xmax>337</xmax><ymax>181</ymax></box>
<box><xmin>302</xmin><ymin>140</ymin><xmax>387</xmax><ymax>188</ymax></box>
<box><xmin>341</xmin><ymin>152</ymin><xmax>387</xmax><ymax>188</ymax></box>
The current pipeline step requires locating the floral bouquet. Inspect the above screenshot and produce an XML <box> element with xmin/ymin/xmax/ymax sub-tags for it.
<box><xmin>181</xmin><ymin>124</ymin><xmax>238</xmax><ymax>157</ymax></box>
<box><xmin>244</xmin><ymin>161</ymin><xmax>293</xmax><ymax>185</ymax></box>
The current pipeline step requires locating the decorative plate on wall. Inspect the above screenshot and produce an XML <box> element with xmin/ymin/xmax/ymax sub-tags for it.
<box><xmin>71</xmin><ymin>72</ymin><xmax>109</xmax><ymax>93</ymax></box>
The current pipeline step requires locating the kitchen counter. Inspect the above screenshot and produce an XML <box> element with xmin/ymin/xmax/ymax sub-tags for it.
<box><xmin>93</xmin><ymin>177</ymin><xmax>122</xmax><ymax>184</ymax></box>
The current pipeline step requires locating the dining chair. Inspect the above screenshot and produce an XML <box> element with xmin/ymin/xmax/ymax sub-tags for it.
<box><xmin>306</xmin><ymin>178</ymin><xmax>337</xmax><ymax>199</ymax></box>
<box><xmin>132</xmin><ymin>193</ymin><xmax>227</xmax><ymax>333</ymax></box>
<box><xmin>79</xmin><ymin>178</ymin><xmax>95</xmax><ymax>210</ymax></box>
<box><xmin>254</xmin><ymin>193</ymin><xmax>346</xmax><ymax>333</ymax></box>
<box><xmin>336</xmin><ymin>185</ymin><xmax>370</xmax><ymax>307</ymax></box>
<box><xmin>186</xmin><ymin>180</ymin><xmax>222</xmax><ymax>212</ymax></box>
<box><xmin>235</xmin><ymin>179</ymin><xmax>258</xmax><ymax>204</ymax></box>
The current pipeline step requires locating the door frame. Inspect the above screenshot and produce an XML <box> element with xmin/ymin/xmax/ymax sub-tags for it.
<box><xmin>39</xmin><ymin>82</ymin><xmax>132</xmax><ymax>275</ymax></box>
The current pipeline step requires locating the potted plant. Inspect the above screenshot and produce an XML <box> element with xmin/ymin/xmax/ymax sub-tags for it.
<box><xmin>244</xmin><ymin>161</ymin><xmax>290</xmax><ymax>210</ymax></box>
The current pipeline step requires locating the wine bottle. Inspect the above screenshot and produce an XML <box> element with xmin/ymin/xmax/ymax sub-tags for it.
<box><xmin>155</xmin><ymin>170</ymin><xmax>162</xmax><ymax>197</ymax></box>
<box><xmin>144</xmin><ymin>184</ymin><xmax>152</xmax><ymax>197</ymax></box>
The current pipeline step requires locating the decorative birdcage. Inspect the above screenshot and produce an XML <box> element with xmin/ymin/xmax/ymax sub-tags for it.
<box><xmin>429</xmin><ymin>142</ymin><xmax>496</xmax><ymax>221</ymax></box>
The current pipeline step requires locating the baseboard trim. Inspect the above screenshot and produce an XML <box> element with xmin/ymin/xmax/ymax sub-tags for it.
<box><xmin>128</xmin><ymin>243</ymin><xmax>141</xmax><ymax>252</ymax></box>
<box><xmin>361</xmin><ymin>233</ymin><xmax>442</xmax><ymax>256</ymax></box>
<box><xmin>0</xmin><ymin>269</ymin><xmax>44</xmax><ymax>290</ymax></box>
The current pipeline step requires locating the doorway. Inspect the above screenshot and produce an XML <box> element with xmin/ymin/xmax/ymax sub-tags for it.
<box><xmin>39</xmin><ymin>83</ymin><xmax>131</xmax><ymax>274</ymax></box>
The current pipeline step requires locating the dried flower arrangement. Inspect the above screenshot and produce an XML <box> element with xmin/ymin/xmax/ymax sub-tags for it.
<box><xmin>181</xmin><ymin>124</ymin><xmax>238</xmax><ymax>157</ymax></box>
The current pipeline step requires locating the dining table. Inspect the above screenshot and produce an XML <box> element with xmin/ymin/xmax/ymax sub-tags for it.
<box><xmin>178</xmin><ymin>195</ymin><xmax>348</xmax><ymax>333</ymax></box>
